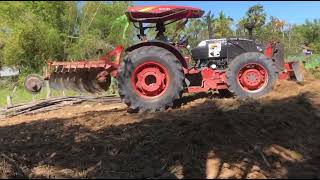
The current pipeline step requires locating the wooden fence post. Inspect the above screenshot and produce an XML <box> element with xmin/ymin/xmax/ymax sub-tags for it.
<box><xmin>7</xmin><ymin>86</ymin><xmax>17</xmax><ymax>107</ymax></box>
<box><xmin>46</xmin><ymin>80</ymin><xmax>51</xmax><ymax>99</ymax></box>
<box><xmin>6</xmin><ymin>96</ymin><xmax>12</xmax><ymax>107</ymax></box>
<box><xmin>32</xmin><ymin>94</ymin><xmax>36</xmax><ymax>103</ymax></box>
<box><xmin>44</xmin><ymin>66</ymin><xmax>52</xmax><ymax>99</ymax></box>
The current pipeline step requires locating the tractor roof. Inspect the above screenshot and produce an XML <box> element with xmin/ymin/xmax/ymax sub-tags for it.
<box><xmin>126</xmin><ymin>5</ymin><xmax>204</xmax><ymax>23</ymax></box>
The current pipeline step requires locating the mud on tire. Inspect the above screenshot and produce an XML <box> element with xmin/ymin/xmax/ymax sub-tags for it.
<box><xmin>226</xmin><ymin>52</ymin><xmax>277</xmax><ymax>98</ymax></box>
<box><xmin>117</xmin><ymin>46</ymin><xmax>185</xmax><ymax>112</ymax></box>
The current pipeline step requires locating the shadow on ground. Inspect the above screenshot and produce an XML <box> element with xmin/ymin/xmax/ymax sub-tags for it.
<box><xmin>0</xmin><ymin>92</ymin><xmax>319</xmax><ymax>179</ymax></box>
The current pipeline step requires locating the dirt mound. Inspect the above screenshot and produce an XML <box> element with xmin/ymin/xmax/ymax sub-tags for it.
<box><xmin>0</xmin><ymin>78</ymin><xmax>319</xmax><ymax>179</ymax></box>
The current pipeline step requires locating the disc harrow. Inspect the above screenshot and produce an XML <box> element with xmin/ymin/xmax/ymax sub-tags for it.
<box><xmin>25</xmin><ymin>46</ymin><xmax>123</xmax><ymax>94</ymax></box>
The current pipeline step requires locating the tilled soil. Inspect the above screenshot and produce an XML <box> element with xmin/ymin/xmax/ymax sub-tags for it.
<box><xmin>0</xmin><ymin>78</ymin><xmax>320</xmax><ymax>179</ymax></box>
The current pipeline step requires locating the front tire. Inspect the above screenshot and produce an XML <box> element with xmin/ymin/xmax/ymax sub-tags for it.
<box><xmin>117</xmin><ymin>46</ymin><xmax>185</xmax><ymax>112</ymax></box>
<box><xmin>226</xmin><ymin>52</ymin><xmax>277</xmax><ymax>98</ymax></box>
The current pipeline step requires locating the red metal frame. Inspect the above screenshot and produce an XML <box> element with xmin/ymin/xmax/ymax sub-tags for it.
<box><xmin>185</xmin><ymin>67</ymin><xmax>227</xmax><ymax>93</ymax></box>
<box><xmin>264</xmin><ymin>42</ymin><xmax>296</xmax><ymax>80</ymax></box>
<box><xmin>278</xmin><ymin>62</ymin><xmax>296</xmax><ymax>80</ymax></box>
<box><xmin>45</xmin><ymin>46</ymin><xmax>124</xmax><ymax>80</ymax></box>
<box><xmin>264</xmin><ymin>43</ymin><xmax>273</xmax><ymax>58</ymax></box>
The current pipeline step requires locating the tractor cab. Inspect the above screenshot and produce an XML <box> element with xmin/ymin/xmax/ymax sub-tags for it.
<box><xmin>125</xmin><ymin>5</ymin><xmax>204</xmax><ymax>41</ymax></box>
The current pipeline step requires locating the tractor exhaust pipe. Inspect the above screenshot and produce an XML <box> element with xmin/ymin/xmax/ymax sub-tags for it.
<box><xmin>244</xmin><ymin>19</ymin><xmax>255</xmax><ymax>40</ymax></box>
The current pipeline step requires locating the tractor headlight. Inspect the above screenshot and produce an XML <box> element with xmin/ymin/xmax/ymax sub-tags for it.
<box><xmin>198</xmin><ymin>40</ymin><xmax>207</xmax><ymax>47</ymax></box>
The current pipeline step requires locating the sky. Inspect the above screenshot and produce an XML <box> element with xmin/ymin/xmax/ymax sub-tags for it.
<box><xmin>134</xmin><ymin>1</ymin><xmax>320</xmax><ymax>25</ymax></box>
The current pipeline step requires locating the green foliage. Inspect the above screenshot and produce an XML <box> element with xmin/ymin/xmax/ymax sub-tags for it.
<box><xmin>184</xmin><ymin>19</ymin><xmax>208</xmax><ymax>47</ymax></box>
<box><xmin>245</xmin><ymin>4</ymin><xmax>267</xmax><ymax>28</ymax></box>
<box><xmin>304</xmin><ymin>54</ymin><xmax>320</xmax><ymax>70</ymax></box>
<box><xmin>234</xmin><ymin>4</ymin><xmax>320</xmax><ymax>57</ymax></box>
<box><xmin>235</xmin><ymin>4</ymin><xmax>267</xmax><ymax>38</ymax></box>
<box><xmin>3</xmin><ymin>18</ymin><xmax>63</xmax><ymax>72</ymax></box>
<box><xmin>287</xmin><ymin>54</ymin><xmax>320</xmax><ymax>77</ymax></box>
<box><xmin>213</xmin><ymin>11</ymin><xmax>234</xmax><ymax>38</ymax></box>
<box><xmin>0</xmin><ymin>76</ymin><xmax>18</xmax><ymax>89</ymax></box>
<box><xmin>0</xmin><ymin>86</ymin><xmax>80</xmax><ymax>108</ymax></box>
<box><xmin>112</xmin><ymin>15</ymin><xmax>130</xmax><ymax>39</ymax></box>
<box><xmin>295</xmin><ymin>19</ymin><xmax>320</xmax><ymax>53</ymax></box>
<box><xmin>0</xmin><ymin>1</ymin><xmax>133</xmax><ymax>74</ymax></box>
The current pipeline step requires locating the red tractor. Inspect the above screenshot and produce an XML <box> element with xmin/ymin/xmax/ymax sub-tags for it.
<box><xmin>25</xmin><ymin>5</ymin><xmax>302</xmax><ymax>112</ymax></box>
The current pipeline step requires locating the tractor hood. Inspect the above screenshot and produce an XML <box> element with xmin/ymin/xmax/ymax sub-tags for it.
<box><xmin>126</xmin><ymin>5</ymin><xmax>204</xmax><ymax>23</ymax></box>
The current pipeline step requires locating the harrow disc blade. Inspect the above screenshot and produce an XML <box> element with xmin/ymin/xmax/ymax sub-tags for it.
<box><xmin>82</xmin><ymin>70</ymin><xmax>98</xmax><ymax>94</ymax></box>
<box><xmin>97</xmin><ymin>73</ymin><xmax>111</xmax><ymax>92</ymax></box>
<box><xmin>96</xmin><ymin>69</ymin><xmax>112</xmax><ymax>92</ymax></box>
<box><xmin>56</xmin><ymin>72</ymin><xmax>65</xmax><ymax>90</ymax></box>
<box><xmin>61</xmin><ymin>72</ymin><xmax>72</xmax><ymax>90</ymax></box>
<box><xmin>49</xmin><ymin>67</ymin><xmax>112</xmax><ymax>94</ymax></box>
<box><xmin>68</xmin><ymin>71</ymin><xmax>81</xmax><ymax>92</ymax></box>
<box><xmin>74</xmin><ymin>69</ymin><xmax>91</xmax><ymax>94</ymax></box>
<box><xmin>291</xmin><ymin>62</ymin><xmax>304</xmax><ymax>82</ymax></box>
<box><xmin>49</xmin><ymin>72</ymin><xmax>59</xmax><ymax>90</ymax></box>
<box><xmin>88</xmin><ymin>69</ymin><xmax>109</xmax><ymax>93</ymax></box>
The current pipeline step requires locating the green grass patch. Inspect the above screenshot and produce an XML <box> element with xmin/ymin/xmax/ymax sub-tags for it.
<box><xmin>287</xmin><ymin>54</ymin><xmax>320</xmax><ymax>79</ymax></box>
<box><xmin>0</xmin><ymin>86</ymin><xmax>119</xmax><ymax>108</ymax></box>
<box><xmin>0</xmin><ymin>86</ymin><xmax>81</xmax><ymax>108</ymax></box>
<box><xmin>0</xmin><ymin>76</ymin><xmax>120</xmax><ymax>108</ymax></box>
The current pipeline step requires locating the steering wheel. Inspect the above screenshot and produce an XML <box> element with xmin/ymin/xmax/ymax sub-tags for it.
<box><xmin>177</xmin><ymin>34</ymin><xmax>189</xmax><ymax>46</ymax></box>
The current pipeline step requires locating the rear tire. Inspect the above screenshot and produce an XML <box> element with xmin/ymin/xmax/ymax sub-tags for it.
<box><xmin>117</xmin><ymin>46</ymin><xmax>185</xmax><ymax>112</ymax></box>
<box><xmin>226</xmin><ymin>52</ymin><xmax>277</xmax><ymax>98</ymax></box>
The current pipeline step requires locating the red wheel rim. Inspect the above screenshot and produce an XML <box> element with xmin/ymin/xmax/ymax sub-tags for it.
<box><xmin>131</xmin><ymin>61</ymin><xmax>170</xmax><ymax>98</ymax></box>
<box><xmin>237</xmin><ymin>63</ymin><xmax>268</xmax><ymax>93</ymax></box>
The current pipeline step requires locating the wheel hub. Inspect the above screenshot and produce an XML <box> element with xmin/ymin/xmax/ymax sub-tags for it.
<box><xmin>132</xmin><ymin>62</ymin><xmax>169</xmax><ymax>98</ymax></box>
<box><xmin>237</xmin><ymin>63</ymin><xmax>268</xmax><ymax>92</ymax></box>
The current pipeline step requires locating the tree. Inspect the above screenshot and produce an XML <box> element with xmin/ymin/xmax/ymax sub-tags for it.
<box><xmin>236</xmin><ymin>18</ymin><xmax>248</xmax><ymax>36</ymax></box>
<box><xmin>213</xmin><ymin>11</ymin><xmax>234</xmax><ymax>38</ymax></box>
<box><xmin>0</xmin><ymin>1</ymin><xmax>70</xmax><ymax>73</ymax></box>
<box><xmin>296</xmin><ymin>19</ymin><xmax>320</xmax><ymax>53</ymax></box>
<box><xmin>245</xmin><ymin>4</ymin><xmax>266</xmax><ymax>29</ymax></box>
<box><xmin>237</xmin><ymin>4</ymin><xmax>267</xmax><ymax>39</ymax></box>
<box><xmin>0</xmin><ymin>1</ymin><xmax>133</xmax><ymax>87</ymax></box>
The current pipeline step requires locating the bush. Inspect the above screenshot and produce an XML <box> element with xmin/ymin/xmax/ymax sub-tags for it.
<box><xmin>0</xmin><ymin>76</ymin><xmax>18</xmax><ymax>89</ymax></box>
<box><xmin>288</xmin><ymin>54</ymin><xmax>320</xmax><ymax>69</ymax></box>
<box><xmin>304</xmin><ymin>54</ymin><xmax>320</xmax><ymax>70</ymax></box>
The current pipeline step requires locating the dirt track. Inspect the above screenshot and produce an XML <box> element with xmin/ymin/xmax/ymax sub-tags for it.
<box><xmin>0</xmin><ymin>76</ymin><xmax>320</xmax><ymax>178</ymax></box>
